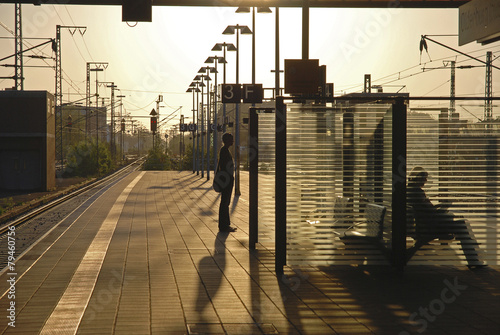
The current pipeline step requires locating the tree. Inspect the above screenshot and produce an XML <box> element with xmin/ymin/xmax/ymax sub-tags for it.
<box><xmin>65</xmin><ymin>140</ymin><xmax>114</xmax><ymax>177</ymax></box>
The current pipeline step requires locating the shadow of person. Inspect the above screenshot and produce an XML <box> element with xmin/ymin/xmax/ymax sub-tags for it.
<box><xmin>195</xmin><ymin>232</ymin><xmax>228</xmax><ymax>322</ymax></box>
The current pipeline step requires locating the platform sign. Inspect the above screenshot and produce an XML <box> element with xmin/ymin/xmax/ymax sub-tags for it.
<box><xmin>222</xmin><ymin>84</ymin><xmax>242</xmax><ymax>103</ymax></box>
<box><xmin>243</xmin><ymin>84</ymin><xmax>263</xmax><ymax>103</ymax></box>
<box><xmin>459</xmin><ymin>0</ymin><xmax>500</xmax><ymax>46</ymax></box>
<box><xmin>284</xmin><ymin>59</ymin><xmax>321</xmax><ymax>95</ymax></box>
<box><xmin>222</xmin><ymin>84</ymin><xmax>263</xmax><ymax>103</ymax></box>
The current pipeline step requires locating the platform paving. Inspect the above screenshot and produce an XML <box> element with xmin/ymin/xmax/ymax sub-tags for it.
<box><xmin>0</xmin><ymin>170</ymin><xmax>499</xmax><ymax>334</ymax></box>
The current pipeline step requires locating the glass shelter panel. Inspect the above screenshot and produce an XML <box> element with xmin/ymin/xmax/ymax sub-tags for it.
<box><xmin>285</xmin><ymin>103</ymin><xmax>394</xmax><ymax>266</ymax></box>
<box><xmin>406</xmin><ymin>102</ymin><xmax>500</xmax><ymax>266</ymax></box>
<box><xmin>257</xmin><ymin>113</ymin><xmax>276</xmax><ymax>249</ymax></box>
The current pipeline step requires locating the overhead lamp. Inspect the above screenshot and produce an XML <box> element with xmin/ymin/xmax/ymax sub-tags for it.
<box><xmin>212</xmin><ymin>43</ymin><xmax>237</xmax><ymax>52</ymax></box>
<box><xmin>223</xmin><ymin>26</ymin><xmax>235</xmax><ymax>35</ymax></box>
<box><xmin>193</xmin><ymin>75</ymin><xmax>203</xmax><ymax>81</ymax></box>
<box><xmin>235</xmin><ymin>7</ymin><xmax>251</xmax><ymax>13</ymax></box>
<box><xmin>189</xmin><ymin>82</ymin><xmax>204</xmax><ymax>89</ymax></box>
<box><xmin>198</xmin><ymin>66</ymin><xmax>217</xmax><ymax>74</ymax></box>
<box><xmin>223</xmin><ymin>25</ymin><xmax>252</xmax><ymax>35</ymax></box>
<box><xmin>212</xmin><ymin>44</ymin><xmax>223</xmax><ymax>51</ymax></box>
<box><xmin>205</xmin><ymin>56</ymin><xmax>226</xmax><ymax>64</ymax></box>
<box><xmin>257</xmin><ymin>7</ymin><xmax>272</xmax><ymax>13</ymax></box>
<box><xmin>241</xmin><ymin>26</ymin><xmax>253</xmax><ymax>34</ymax></box>
<box><xmin>186</xmin><ymin>87</ymin><xmax>201</xmax><ymax>93</ymax></box>
<box><xmin>236</xmin><ymin>6</ymin><xmax>272</xmax><ymax>13</ymax></box>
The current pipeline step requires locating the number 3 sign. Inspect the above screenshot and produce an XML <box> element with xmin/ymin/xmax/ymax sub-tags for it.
<box><xmin>222</xmin><ymin>84</ymin><xmax>242</xmax><ymax>103</ymax></box>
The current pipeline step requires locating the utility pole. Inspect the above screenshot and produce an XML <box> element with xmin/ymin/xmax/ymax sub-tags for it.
<box><xmin>485</xmin><ymin>51</ymin><xmax>493</xmax><ymax>121</ymax></box>
<box><xmin>421</xmin><ymin>35</ymin><xmax>500</xmax><ymax>122</ymax></box>
<box><xmin>117</xmin><ymin>95</ymin><xmax>126</xmax><ymax>160</ymax></box>
<box><xmin>55</xmin><ymin>25</ymin><xmax>86</xmax><ymax>168</ymax></box>
<box><xmin>86</xmin><ymin>62</ymin><xmax>108</xmax><ymax>142</ymax></box>
<box><xmin>100</xmin><ymin>81</ymin><xmax>118</xmax><ymax>155</ymax></box>
<box><xmin>14</xmin><ymin>3</ymin><xmax>23</xmax><ymax>90</ymax></box>
<box><xmin>156</xmin><ymin>95</ymin><xmax>163</xmax><ymax>127</ymax></box>
<box><xmin>156</xmin><ymin>95</ymin><xmax>163</xmax><ymax>147</ymax></box>
<box><xmin>444</xmin><ymin>60</ymin><xmax>456</xmax><ymax>119</ymax></box>
<box><xmin>131</xmin><ymin>120</ymin><xmax>137</xmax><ymax>155</ymax></box>
<box><xmin>107</xmin><ymin>82</ymin><xmax>117</xmax><ymax>158</ymax></box>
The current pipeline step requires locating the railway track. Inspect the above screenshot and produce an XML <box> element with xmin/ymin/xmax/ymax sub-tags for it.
<box><xmin>0</xmin><ymin>158</ymin><xmax>143</xmax><ymax>236</ymax></box>
<box><xmin>0</xmin><ymin>158</ymin><xmax>144</xmax><ymax>269</ymax></box>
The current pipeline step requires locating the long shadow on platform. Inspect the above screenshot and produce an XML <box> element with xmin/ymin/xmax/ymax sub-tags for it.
<box><xmin>195</xmin><ymin>232</ymin><xmax>228</xmax><ymax>324</ymax></box>
<box><xmin>312</xmin><ymin>265</ymin><xmax>500</xmax><ymax>334</ymax></box>
<box><xmin>247</xmin><ymin>249</ymin><xmax>302</xmax><ymax>334</ymax></box>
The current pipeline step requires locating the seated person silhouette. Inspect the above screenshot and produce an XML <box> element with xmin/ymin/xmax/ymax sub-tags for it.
<box><xmin>407</xmin><ymin>167</ymin><xmax>486</xmax><ymax>268</ymax></box>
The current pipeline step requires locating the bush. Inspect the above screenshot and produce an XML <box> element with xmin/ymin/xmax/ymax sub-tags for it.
<box><xmin>65</xmin><ymin>140</ymin><xmax>114</xmax><ymax>177</ymax></box>
<box><xmin>179</xmin><ymin>144</ymin><xmax>194</xmax><ymax>171</ymax></box>
<box><xmin>144</xmin><ymin>145</ymin><xmax>170</xmax><ymax>170</ymax></box>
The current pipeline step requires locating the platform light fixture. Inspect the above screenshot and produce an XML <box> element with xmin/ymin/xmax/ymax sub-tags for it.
<box><xmin>222</xmin><ymin>24</ymin><xmax>252</xmax><ymax>195</ymax></box>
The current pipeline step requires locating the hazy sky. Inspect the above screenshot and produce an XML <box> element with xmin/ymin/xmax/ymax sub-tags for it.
<box><xmin>1</xmin><ymin>4</ymin><xmax>499</xmax><ymax>129</ymax></box>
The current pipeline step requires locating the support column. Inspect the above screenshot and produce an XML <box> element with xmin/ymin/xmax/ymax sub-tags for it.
<box><xmin>249</xmin><ymin>107</ymin><xmax>258</xmax><ymax>249</ymax></box>
<box><xmin>302</xmin><ymin>0</ymin><xmax>309</xmax><ymax>60</ymax></box>
<box><xmin>275</xmin><ymin>97</ymin><xmax>287</xmax><ymax>274</ymax></box>
<box><xmin>392</xmin><ymin>98</ymin><xmax>407</xmax><ymax>270</ymax></box>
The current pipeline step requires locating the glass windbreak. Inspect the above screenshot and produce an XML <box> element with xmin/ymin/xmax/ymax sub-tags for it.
<box><xmin>286</xmin><ymin>103</ymin><xmax>393</xmax><ymax>266</ymax></box>
<box><xmin>406</xmin><ymin>102</ymin><xmax>499</xmax><ymax>266</ymax></box>
<box><xmin>257</xmin><ymin>112</ymin><xmax>276</xmax><ymax>249</ymax></box>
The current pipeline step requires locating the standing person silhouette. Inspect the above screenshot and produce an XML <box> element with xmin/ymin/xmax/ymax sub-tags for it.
<box><xmin>217</xmin><ymin>133</ymin><xmax>237</xmax><ymax>232</ymax></box>
<box><xmin>408</xmin><ymin>167</ymin><xmax>486</xmax><ymax>268</ymax></box>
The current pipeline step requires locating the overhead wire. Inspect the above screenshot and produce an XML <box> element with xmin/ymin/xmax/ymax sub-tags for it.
<box><xmin>64</xmin><ymin>5</ymin><xmax>94</xmax><ymax>62</ymax></box>
<box><xmin>51</xmin><ymin>5</ymin><xmax>89</xmax><ymax>100</ymax></box>
<box><xmin>338</xmin><ymin>44</ymin><xmax>500</xmax><ymax>95</ymax></box>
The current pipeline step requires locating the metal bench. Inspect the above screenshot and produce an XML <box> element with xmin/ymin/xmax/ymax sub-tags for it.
<box><xmin>335</xmin><ymin>203</ymin><xmax>390</xmax><ymax>259</ymax></box>
<box><xmin>305</xmin><ymin>199</ymin><xmax>391</xmax><ymax>261</ymax></box>
<box><xmin>339</xmin><ymin>203</ymin><xmax>387</xmax><ymax>241</ymax></box>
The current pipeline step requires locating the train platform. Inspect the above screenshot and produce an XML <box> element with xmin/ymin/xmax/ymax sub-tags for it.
<box><xmin>1</xmin><ymin>170</ymin><xmax>499</xmax><ymax>334</ymax></box>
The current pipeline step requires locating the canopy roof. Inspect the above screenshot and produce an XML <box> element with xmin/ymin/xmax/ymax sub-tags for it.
<box><xmin>0</xmin><ymin>0</ymin><xmax>470</xmax><ymax>9</ymax></box>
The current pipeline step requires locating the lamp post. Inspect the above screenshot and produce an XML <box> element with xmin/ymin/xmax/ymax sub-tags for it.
<box><xmin>90</xmin><ymin>67</ymin><xmax>103</xmax><ymax>176</ymax></box>
<box><xmin>187</xmin><ymin>85</ymin><xmax>201</xmax><ymax>174</ymax></box>
<box><xmin>211</xmin><ymin>43</ymin><xmax>236</xmax><ymax>134</ymax></box>
<box><xmin>236</xmin><ymin>6</ymin><xmax>272</xmax><ymax>85</ymax></box>
<box><xmin>130</xmin><ymin>119</ymin><xmax>136</xmax><ymax>156</ymax></box>
<box><xmin>120</xmin><ymin>117</ymin><xmax>126</xmax><ymax>160</ymax></box>
<box><xmin>192</xmin><ymin>75</ymin><xmax>205</xmax><ymax>176</ymax></box>
<box><xmin>199</xmin><ymin>67</ymin><xmax>216</xmax><ymax>180</ymax></box>
<box><xmin>117</xmin><ymin>93</ymin><xmax>126</xmax><ymax>161</ymax></box>
<box><xmin>223</xmin><ymin>24</ymin><xmax>252</xmax><ymax>196</ymax></box>
<box><xmin>196</xmin><ymin>73</ymin><xmax>210</xmax><ymax>178</ymax></box>
<box><xmin>205</xmin><ymin>55</ymin><xmax>226</xmax><ymax>176</ymax></box>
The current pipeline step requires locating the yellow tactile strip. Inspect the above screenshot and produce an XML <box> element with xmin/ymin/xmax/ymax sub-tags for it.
<box><xmin>39</xmin><ymin>172</ymin><xmax>145</xmax><ymax>335</ymax></box>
